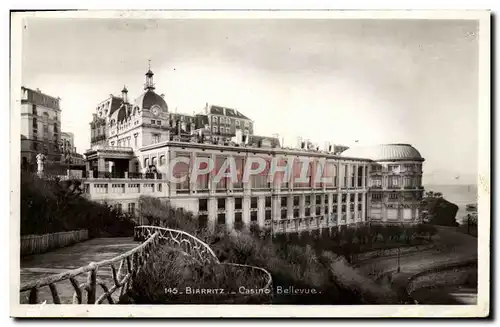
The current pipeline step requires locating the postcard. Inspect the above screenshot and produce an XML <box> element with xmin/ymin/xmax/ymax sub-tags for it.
<box><xmin>10</xmin><ymin>9</ymin><xmax>490</xmax><ymax>318</ymax></box>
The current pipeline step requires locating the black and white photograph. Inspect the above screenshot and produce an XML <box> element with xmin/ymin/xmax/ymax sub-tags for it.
<box><xmin>9</xmin><ymin>10</ymin><xmax>490</xmax><ymax>318</ymax></box>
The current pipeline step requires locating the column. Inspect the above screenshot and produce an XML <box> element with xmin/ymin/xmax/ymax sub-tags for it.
<box><xmin>354</xmin><ymin>164</ymin><xmax>358</xmax><ymax>189</ymax></box>
<box><xmin>337</xmin><ymin>193</ymin><xmax>342</xmax><ymax>226</ymax></box>
<box><xmin>287</xmin><ymin>195</ymin><xmax>293</xmax><ymax>219</ymax></box>
<box><xmin>362</xmin><ymin>192</ymin><xmax>366</xmax><ymax>222</ymax></box>
<box><xmin>328</xmin><ymin>193</ymin><xmax>333</xmax><ymax>225</ymax></box>
<box><xmin>346</xmin><ymin>191</ymin><xmax>351</xmax><ymax>224</ymax></box>
<box><xmin>190</xmin><ymin>153</ymin><xmax>197</xmax><ymax>194</ymax></box>
<box><xmin>226</xmin><ymin>197</ymin><xmax>234</xmax><ymax>232</ymax></box>
<box><xmin>362</xmin><ymin>165</ymin><xmax>367</xmax><ymax>188</ymax></box>
<box><xmin>97</xmin><ymin>157</ymin><xmax>105</xmax><ymax>172</ymax></box>
<box><xmin>242</xmin><ymin>196</ymin><xmax>250</xmax><ymax>229</ymax></box>
<box><xmin>339</xmin><ymin>162</ymin><xmax>344</xmax><ymax>189</ymax></box>
<box><xmin>207</xmin><ymin>197</ymin><xmax>217</xmax><ymax>232</ymax></box>
<box><xmin>354</xmin><ymin>192</ymin><xmax>358</xmax><ymax>223</ymax></box>
<box><xmin>258</xmin><ymin>196</ymin><xmax>265</xmax><ymax>229</ymax></box>
<box><xmin>382</xmin><ymin>194</ymin><xmax>388</xmax><ymax>222</ymax></box>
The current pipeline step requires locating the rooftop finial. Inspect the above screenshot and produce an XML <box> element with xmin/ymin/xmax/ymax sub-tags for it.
<box><xmin>144</xmin><ymin>60</ymin><xmax>155</xmax><ymax>90</ymax></box>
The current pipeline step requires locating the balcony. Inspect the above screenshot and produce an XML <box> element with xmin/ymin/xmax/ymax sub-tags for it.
<box><xmin>388</xmin><ymin>185</ymin><xmax>401</xmax><ymax>190</ymax></box>
<box><xmin>369</xmin><ymin>185</ymin><xmax>383</xmax><ymax>190</ymax></box>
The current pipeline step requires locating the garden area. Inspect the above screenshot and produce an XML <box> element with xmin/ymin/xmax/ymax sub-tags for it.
<box><xmin>20</xmin><ymin>172</ymin><xmax>135</xmax><ymax>238</ymax></box>
<box><xmin>124</xmin><ymin>196</ymin><xmax>439</xmax><ymax>305</ymax></box>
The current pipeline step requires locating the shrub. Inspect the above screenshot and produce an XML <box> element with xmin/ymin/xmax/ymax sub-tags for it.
<box><xmin>21</xmin><ymin>172</ymin><xmax>135</xmax><ymax>237</ymax></box>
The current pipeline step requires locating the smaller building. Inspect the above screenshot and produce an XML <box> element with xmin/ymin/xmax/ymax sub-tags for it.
<box><xmin>20</xmin><ymin>86</ymin><xmax>62</xmax><ymax>167</ymax></box>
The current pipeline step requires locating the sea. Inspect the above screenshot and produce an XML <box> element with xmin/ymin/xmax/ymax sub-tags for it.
<box><xmin>424</xmin><ymin>184</ymin><xmax>478</xmax><ymax>224</ymax></box>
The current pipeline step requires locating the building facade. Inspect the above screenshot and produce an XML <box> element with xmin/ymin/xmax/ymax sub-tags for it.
<box><xmin>61</xmin><ymin>131</ymin><xmax>85</xmax><ymax>166</ymax></box>
<box><xmin>82</xmin><ymin>66</ymin><xmax>425</xmax><ymax>234</ymax></box>
<box><xmin>21</xmin><ymin>87</ymin><xmax>62</xmax><ymax>165</ymax></box>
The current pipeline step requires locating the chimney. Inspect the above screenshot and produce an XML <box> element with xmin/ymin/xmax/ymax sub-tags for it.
<box><xmin>205</xmin><ymin>102</ymin><xmax>209</xmax><ymax>114</ymax></box>
<box><xmin>235</xmin><ymin>128</ymin><xmax>243</xmax><ymax>144</ymax></box>
<box><xmin>296</xmin><ymin>136</ymin><xmax>302</xmax><ymax>149</ymax></box>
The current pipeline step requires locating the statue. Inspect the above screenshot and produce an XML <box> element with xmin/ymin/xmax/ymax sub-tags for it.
<box><xmin>36</xmin><ymin>153</ymin><xmax>46</xmax><ymax>177</ymax></box>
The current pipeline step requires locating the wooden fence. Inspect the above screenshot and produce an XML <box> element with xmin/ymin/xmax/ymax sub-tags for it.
<box><xmin>21</xmin><ymin>230</ymin><xmax>89</xmax><ymax>256</ymax></box>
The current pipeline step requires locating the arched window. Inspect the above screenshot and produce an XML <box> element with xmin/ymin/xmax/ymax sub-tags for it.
<box><xmin>160</xmin><ymin>155</ymin><xmax>166</xmax><ymax>166</ymax></box>
<box><xmin>152</xmin><ymin>157</ymin><xmax>157</xmax><ymax>167</ymax></box>
<box><xmin>144</xmin><ymin>158</ymin><xmax>149</xmax><ymax>168</ymax></box>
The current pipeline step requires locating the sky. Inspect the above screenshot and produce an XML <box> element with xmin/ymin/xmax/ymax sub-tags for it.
<box><xmin>21</xmin><ymin>17</ymin><xmax>479</xmax><ymax>185</ymax></box>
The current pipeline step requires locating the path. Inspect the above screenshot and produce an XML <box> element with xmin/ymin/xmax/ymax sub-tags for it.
<box><xmin>20</xmin><ymin>237</ymin><xmax>139</xmax><ymax>303</ymax></box>
<box><xmin>356</xmin><ymin>226</ymin><xmax>478</xmax><ymax>304</ymax></box>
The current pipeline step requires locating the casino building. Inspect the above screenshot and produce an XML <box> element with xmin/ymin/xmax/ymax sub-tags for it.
<box><xmin>82</xmin><ymin>65</ymin><xmax>425</xmax><ymax>234</ymax></box>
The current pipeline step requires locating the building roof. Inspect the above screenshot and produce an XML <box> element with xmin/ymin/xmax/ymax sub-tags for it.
<box><xmin>21</xmin><ymin>86</ymin><xmax>61</xmax><ymax>111</ymax></box>
<box><xmin>246</xmin><ymin>135</ymin><xmax>280</xmax><ymax>148</ymax></box>
<box><xmin>107</xmin><ymin>96</ymin><xmax>124</xmax><ymax>117</ymax></box>
<box><xmin>134</xmin><ymin>90</ymin><xmax>168</xmax><ymax>112</ymax></box>
<box><xmin>209</xmin><ymin>105</ymin><xmax>250</xmax><ymax>120</ymax></box>
<box><xmin>341</xmin><ymin>144</ymin><xmax>424</xmax><ymax>161</ymax></box>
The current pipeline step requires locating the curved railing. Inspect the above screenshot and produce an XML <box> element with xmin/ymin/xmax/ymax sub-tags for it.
<box><xmin>20</xmin><ymin>226</ymin><xmax>273</xmax><ymax>304</ymax></box>
<box><xmin>20</xmin><ymin>231</ymin><xmax>160</xmax><ymax>304</ymax></box>
<box><xmin>134</xmin><ymin>225</ymin><xmax>219</xmax><ymax>265</ymax></box>
<box><xmin>134</xmin><ymin>226</ymin><xmax>273</xmax><ymax>293</ymax></box>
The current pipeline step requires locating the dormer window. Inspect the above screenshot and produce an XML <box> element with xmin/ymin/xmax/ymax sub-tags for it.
<box><xmin>235</xmin><ymin>120</ymin><xmax>240</xmax><ymax>126</ymax></box>
<box><xmin>212</xmin><ymin>116</ymin><xmax>217</xmax><ymax>122</ymax></box>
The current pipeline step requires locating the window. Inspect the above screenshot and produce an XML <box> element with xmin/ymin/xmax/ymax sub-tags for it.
<box><xmin>144</xmin><ymin>158</ymin><xmax>149</xmax><ymax>167</ymax></box>
<box><xmin>235</xmin><ymin>197</ymin><xmax>242</xmax><ymax>210</ymax></box>
<box><xmin>218</xmin><ymin>198</ymin><xmax>225</xmax><ymax>210</ymax></box>
<box><xmin>293</xmin><ymin>209</ymin><xmax>299</xmax><ymax>218</ymax></box>
<box><xmin>32</xmin><ymin>104</ymin><xmax>37</xmax><ymax>115</ymax></box>
<box><xmin>281</xmin><ymin>209</ymin><xmax>287</xmax><ymax>219</ymax></box>
<box><xmin>217</xmin><ymin>213</ymin><xmax>226</xmax><ymax>225</ymax></box>
<box><xmin>305</xmin><ymin>196</ymin><xmax>311</xmax><ymax>206</ymax></box>
<box><xmin>115</xmin><ymin>203</ymin><xmax>122</xmax><ymax>214</ymax></box>
<box><xmin>127</xmin><ymin>203</ymin><xmax>136</xmax><ymax>214</ymax></box>
<box><xmin>111</xmin><ymin>141</ymin><xmax>115</xmax><ymax>146</ymax></box>
<box><xmin>158</xmin><ymin>184</ymin><xmax>162</xmax><ymax>192</ymax></box>
<box><xmin>199</xmin><ymin>199</ymin><xmax>208</xmax><ymax>212</ymax></box>
<box><xmin>293</xmin><ymin>196</ymin><xmax>299</xmax><ymax>206</ymax></box>
<box><xmin>235</xmin><ymin>213</ymin><xmax>243</xmax><ymax>228</ymax></box>
<box><xmin>236</xmin><ymin>120</ymin><xmax>240</xmax><ymax>126</ymax></box>
<box><xmin>350</xmin><ymin>194</ymin><xmax>355</xmax><ymax>202</ymax></box>
<box><xmin>152</xmin><ymin>157</ymin><xmax>157</xmax><ymax>167</ymax></box>
<box><xmin>281</xmin><ymin>197</ymin><xmax>287</xmax><ymax>207</ymax></box>
<box><xmin>157</xmin><ymin>120</ymin><xmax>161</xmax><ymax>125</ymax></box>
<box><xmin>198</xmin><ymin>215</ymin><xmax>208</xmax><ymax>229</ymax></box>
<box><xmin>305</xmin><ymin>208</ymin><xmax>310</xmax><ymax>217</ymax></box>
<box><xmin>160</xmin><ymin>155</ymin><xmax>166</xmax><ymax>166</ymax></box>
<box><xmin>226</xmin><ymin>127</ymin><xmax>230</xmax><ymax>134</ymax></box>
<box><xmin>316</xmin><ymin>195</ymin><xmax>322</xmax><ymax>205</ymax></box>
<box><xmin>265</xmin><ymin>197</ymin><xmax>271</xmax><ymax>208</ymax></box>
<box><xmin>265</xmin><ymin>209</ymin><xmax>272</xmax><ymax>220</ymax></box>
<box><xmin>316</xmin><ymin>207</ymin><xmax>321</xmax><ymax>215</ymax></box>
<box><xmin>134</xmin><ymin>134</ymin><xmax>138</xmax><ymax>147</ymax></box>
<box><xmin>152</xmin><ymin>134</ymin><xmax>160</xmax><ymax>144</ymax></box>
<box><xmin>212</xmin><ymin>116</ymin><xmax>217</xmax><ymax>122</ymax></box>
<box><xmin>389</xmin><ymin>193</ymin><xmax>399</xmax><ymax>200</ymax></box>
<box><xmin>212</xmin><ymin>126</ymin><xmax>217</xmax><ymax>133</ymax></box>
<box><xmin>372</xmin><ymin>193</ymin><xmax>382</xmax><ymax>200</ymax></box>
<box><xmin>251</xmin><ymin>197</ymin><xmax>258</xmax><ymax>209</ymax></box>
<box><xmin>151</xmin><ymin>119</ymin><xmax>156</xmax><ymax>125</ymax></box>
<box><xmin>251</xmin><ymin>211</ymin><xmax>258</xmax><ymax>222</ymax></box>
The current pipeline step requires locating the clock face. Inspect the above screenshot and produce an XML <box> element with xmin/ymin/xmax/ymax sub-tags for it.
<box><xmin>151</xmin><ymin>105</ymin><xmax>160</xmax><ymax>116</ymax></box>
